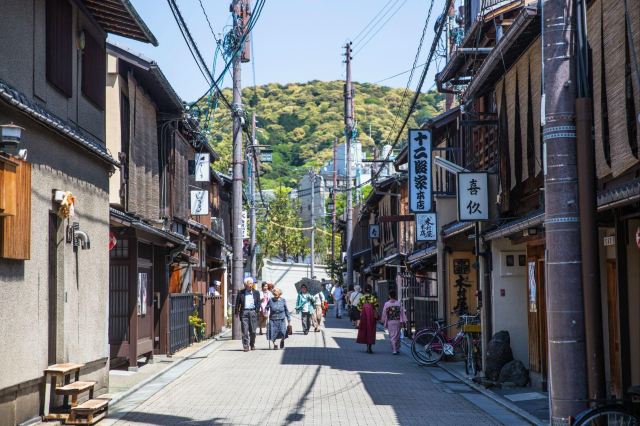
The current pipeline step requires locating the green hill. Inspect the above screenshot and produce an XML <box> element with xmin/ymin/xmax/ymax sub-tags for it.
<box><xmin>194</xmin><ymin>81</ymin><xmax>444</xmax><ymax>188</ymax></box>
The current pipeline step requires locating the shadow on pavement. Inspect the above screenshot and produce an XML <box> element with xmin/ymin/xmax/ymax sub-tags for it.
<box><xmin>114</xmin><ymin>412</ymin><xmax>227</xmax><ymax>425</ymax></box>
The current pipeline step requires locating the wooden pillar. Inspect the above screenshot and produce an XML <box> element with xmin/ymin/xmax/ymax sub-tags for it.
<box><xmin>128</xmin><ymin>232</ymin><xmax>138</xmax><ymax>371</ymax></box>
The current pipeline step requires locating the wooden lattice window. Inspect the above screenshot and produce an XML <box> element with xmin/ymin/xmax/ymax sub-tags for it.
<box><xmin>0</xmin><ymin>158</ymin><xmax>31</xmax><ymax>260</ymax></box>
<box><xmin>46</xmin><ymin>0</ymin><xmax>73</xmax><ymax>97</ymax></box>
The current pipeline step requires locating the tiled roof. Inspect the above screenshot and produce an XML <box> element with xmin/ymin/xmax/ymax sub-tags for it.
<box><xmin>0</xmin><ymin>79</ymin><xmax>118</xmax><ymax>167</ymax></box>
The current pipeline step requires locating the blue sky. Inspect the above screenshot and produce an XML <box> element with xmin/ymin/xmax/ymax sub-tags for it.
<box><xmin>109</xmin><ymin>0</ymin><xmax>446</xmax><ymax>102</ymax></box>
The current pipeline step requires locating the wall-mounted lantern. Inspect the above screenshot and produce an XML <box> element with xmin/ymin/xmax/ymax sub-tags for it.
<box><xmin>0</xmin><ymin>123</ymin><xmax>24</xmax><ymax>157</ymax></box>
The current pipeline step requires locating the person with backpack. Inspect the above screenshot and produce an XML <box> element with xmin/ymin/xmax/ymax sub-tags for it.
<box><xmin>349</xmin><ymin>285</ymin><xmax>363</xmax><ymax>328</ymax></box>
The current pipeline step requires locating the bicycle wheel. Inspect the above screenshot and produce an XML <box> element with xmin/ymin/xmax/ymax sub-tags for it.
<box><xmin>412</xmin><ymin>331</ymin><xmax>444</xmax><ymax>365</ymax></box>
<box><xmin>572</xmin><ymin>405</ymin><xmax>639</xmax><ymax>426</ymax></box>
<box><xmin>464</xmin><ymin>333</ymin><xmax>480</xmax><ymax>377</ymax></box>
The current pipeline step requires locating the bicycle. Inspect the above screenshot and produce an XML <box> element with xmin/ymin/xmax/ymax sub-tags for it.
<box><xmin>570</xmin><ymin>386</ymin><xmax>640</xmax><ymax>425</ymax></box>
<box><xmin>411</xmin><ymin>314</ymin><xmax>482</xmax><ymax>376</ymax></box>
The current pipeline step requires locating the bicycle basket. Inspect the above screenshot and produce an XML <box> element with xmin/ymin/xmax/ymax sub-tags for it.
<box><xmin>462</xmin><ymin>324</ymin><xmax>481</xmax><ymax>333</ymax></box>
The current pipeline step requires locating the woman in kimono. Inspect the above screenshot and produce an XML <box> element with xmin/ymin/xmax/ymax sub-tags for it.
<box><xmin>381</xmin><ymin>289</ymin><xmax>407</xmax><ymax>355</ymax></box>
<box><xmin>258</xmin><ymin>282</ymin><xmax>273</xmax><ymax>335</ymax></box>
<box><xmin>356</xmin><ymin>285</ymin><xmax>379</xmax><ymax>354</ymax></box>
<box><xmin>266</xmin><ymin>287</ymin><xmax>291</xmax><ymax>349</ymax></box>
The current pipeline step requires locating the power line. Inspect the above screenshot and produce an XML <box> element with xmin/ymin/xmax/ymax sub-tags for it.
<box><xmin>198</xmin><ymin>0</ymin><xmax>220</xmax><ymax>43</ymax></box>
<box><xmin>351</xmin><ymin>0</ymin><xmax>398</xmax><ymax>44</ymax></box>
<box><xmin>374</xmin><ymin>61</ymin><xmax>427</xmax><ymax>84</ymax></box>
<box><xmin>353</xmin><ymin>0</ymin><xmax>409</xmax><ymax>57</ymax></box>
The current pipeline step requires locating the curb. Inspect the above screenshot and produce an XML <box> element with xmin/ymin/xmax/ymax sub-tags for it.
<box><xmin>108</xmin><ymin>329</ymin><xmax>230</xmax><ymax>408</ymax></box>
<box><xmin>397</xmin><ymin>335</ymin><xmax>547</xmax><ymax>426</ymax></box>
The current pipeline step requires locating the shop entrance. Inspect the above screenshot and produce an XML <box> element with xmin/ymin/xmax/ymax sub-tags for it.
<box><xmin>526</xmin><ymin>243</ymin><xmax>547</xmax><ymax>389</ymax></box>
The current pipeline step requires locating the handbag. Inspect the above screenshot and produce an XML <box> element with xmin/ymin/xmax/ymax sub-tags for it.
<box><xmin>286</xmin><ymin>324</ymin><xmax>293</xmax><ymax>336</ymax></box>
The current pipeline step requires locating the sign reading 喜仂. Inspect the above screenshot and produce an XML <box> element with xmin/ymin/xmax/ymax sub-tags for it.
<box><xmin>416</xmin><ymin>213</ymin><xmax>437</xmax><ymax>241</ymax></box>
<box><xmin>408</xmin><ymin>129</ymin><xmax>432</xmax><ymax>213</ymax></box>
<box><xmin>457</xmin><ymin>172</ymin><xmax>489</xmax><ymax>221</ymax></box>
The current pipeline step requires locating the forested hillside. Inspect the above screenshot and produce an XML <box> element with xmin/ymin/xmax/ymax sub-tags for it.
<box><xmin>194</xmin><ymin>81</ymin><xmax>444</xmax><ymax>188</ymax></box>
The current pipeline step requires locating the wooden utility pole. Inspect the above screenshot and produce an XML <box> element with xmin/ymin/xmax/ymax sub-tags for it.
<box><xmin>344</xmin><ymin>43</ymin><xmax>354</xmax><ymax>289</ymax></box>
<box><xmin>250</xmin><ymin>112</ymin><xmax>257</xmax><ymax>279</ymax></box>
<box><xmin>542</xmin><ymin>0</ymin><xmax>588</xmax><ymax>420</ymax></box>
<box><xmin>231</xmin><ymin>0</ymin><xmax>249</xmax><ymax>340</ymax></box>
<box><xmin>331</xmin><ymin>136</ymin><xmax>338</xmax><ymax>273</ymax></box>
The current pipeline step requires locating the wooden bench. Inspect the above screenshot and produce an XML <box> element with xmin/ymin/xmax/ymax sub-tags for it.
<box><xmin>55</xmin><ymin>381</ymin><xmax>96</xmax><ymax>407</ymax></box>
<box><xmin>67</xmin><ymin>398</ymin><xmax>109</xmax><ymax>425</ymax></box>
<box><xmin>43</xmin><ymin>363</ymin><xmax>85</xmax><ymax>421</ymax></box>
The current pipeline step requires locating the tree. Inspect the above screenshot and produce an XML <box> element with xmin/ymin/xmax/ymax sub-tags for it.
<box><xmin>257</xmin><ymin>188</ymin><xmax>309</xmax><ymax>262</ymax></box>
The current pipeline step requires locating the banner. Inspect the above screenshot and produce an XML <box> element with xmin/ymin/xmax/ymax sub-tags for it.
<box><xmin>408</xmin><ymin>129</ymin><xmax>432</xmax><ymax>212</ymax></box>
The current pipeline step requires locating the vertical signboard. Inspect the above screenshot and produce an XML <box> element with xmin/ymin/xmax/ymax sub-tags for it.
<box><xmin>457</xmin><ymin>172</ymin><xmax>489</xmax><ymax>221</ymax></box>
<box><xmin>416</xmin><ymin>213</ymin><xmax>437</xmax><ymax>241</ymax></box>
<box><xmin>190</xmin><ymin>190</ymin><xmax>209</xmax><ymax>215</ymax></box>
<box><xmin>194</xmin><ymin>153</ymin><xmax>210</xmax><ymax>182</ymax></box>
<box><xmin>242</xmin><ymin>210</ymin><xmax>249</xmax><ymax>239</ymax></box>
<box><xmin>408</xmin><ymin>129</ymin><xmax>432</xmax><ymax>212</ymax></box>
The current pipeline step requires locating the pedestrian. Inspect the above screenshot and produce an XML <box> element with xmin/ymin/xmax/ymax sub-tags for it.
<box><xmin>321</xmin><ymin>282</ymin><xmax>332</xmax><ymax>305</ymax></box>
<box><xmin>258</xmin><ymin>282</ymin><xmax>273</xmax><ymax>335</ymax></box>
<box><xmin>266</xmin><ymin>287</ymin><xmax>291</xmax><ymax>349</ymax></box>
<box><xmin>356</xmin><ymin>285</ymin><xmax>379</xmax><ymax>354</ymax></box>
<box><xmin>235</xmin><ymin>277</ymin><xmax>261</xmax><ymax>352</ymax></box>
<box><xmin>381</xmin><ymin>289</ymin><xmax>407</xmax><ymax>355</ymax></box>
<box><xmin>331</xmin><ymin>282</ymin><xmax>344</xmax><ymax>319</ymax></box>
<box><xmin>311</xmin><ymin>290</ymin><xmax>325</xmax><ymax>332</ymax></box>
<box><xmin>295</xmin><ymin>284</ymin><xmax>315</xmax><ymax>335</ymax></box>
<box><xmin>349</xmin><ymin>285</ymin><xmax>363</xmax><ymax>328</ymax></box>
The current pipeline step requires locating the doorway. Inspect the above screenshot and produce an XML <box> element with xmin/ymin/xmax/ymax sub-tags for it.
<box><xmin>527</xmin><ymin>243</ymin><xmax>548</xmax><ymax>389</ymax></box>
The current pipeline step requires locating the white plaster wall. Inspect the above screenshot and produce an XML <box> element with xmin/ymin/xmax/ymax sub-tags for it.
<box><xmin>490</xmin><ymin>238</ymin><xmax>529</xmax><ymax>365</ymax></box>
<box><xmin>261</xmin><ymin>259</ymin><xmax>329</xmax><ymax>307</ymax></box>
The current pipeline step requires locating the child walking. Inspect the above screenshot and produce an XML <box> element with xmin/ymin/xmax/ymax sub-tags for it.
<box><xmin>381</xmin><ymin>289</ymin><xmax>407</xmax><ymax>355</ymax></box>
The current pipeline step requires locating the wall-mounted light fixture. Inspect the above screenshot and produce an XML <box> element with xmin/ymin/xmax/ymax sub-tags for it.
<box><xmin>0</xmin><ymin>123</ymin><xmax>24</xmax><ymax>157</ymax></box>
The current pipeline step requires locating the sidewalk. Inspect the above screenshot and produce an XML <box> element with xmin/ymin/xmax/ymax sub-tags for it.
<box><xmin>394</xmin><ymin>332</ymin><xmax>549</xmax><ymax>425</ymax></box>
<box><xmin>104</xmin><ymin>330</ymin><xmax>230</xmax><ymax>406</ymax></box>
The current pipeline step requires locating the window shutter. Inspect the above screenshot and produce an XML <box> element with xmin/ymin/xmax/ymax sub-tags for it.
<box><xmin>46</xmin><ymin>0</ymin><xmax>72</xmax><ymax>97</ymax></box>
<box><xmin>1</xmin><ymin>159</ymin><xmax>31</xmax><ymax>260</ymax></box>
<box><xmin>81</xmin><ymin>31</ymin><xmax>106</xmax><ymax>109</ymax></box>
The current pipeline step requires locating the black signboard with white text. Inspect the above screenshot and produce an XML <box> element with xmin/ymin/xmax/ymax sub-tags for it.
<box><xmin>408</xmin><ymin>129</ymin><xmax>432</xmax><ymax>212</ymax></box>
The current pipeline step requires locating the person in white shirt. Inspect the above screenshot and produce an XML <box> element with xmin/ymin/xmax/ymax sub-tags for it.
<box><xmin>349</xmin><ymin>285</ymin><xmax>363</xmax><ymax>327</ymax></box>
<box><xmin>311</xmin><ymin>291</ymin><xmax>325</xmax><ymax>332</ymax></box>
<box><xmin>331</xmin><ymin>283</ymin><xmax>344</xmax><ymax>319</ymax></box>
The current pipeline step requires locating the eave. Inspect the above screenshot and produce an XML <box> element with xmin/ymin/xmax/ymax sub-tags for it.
<box><xmin>84</xmin><ymin>0</ymin><xmax>158</xmax><ymax>46</ymax></box>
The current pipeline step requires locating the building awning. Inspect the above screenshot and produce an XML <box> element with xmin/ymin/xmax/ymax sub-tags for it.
<box><xmin>110</xmin><ymin>207</ymin><xmax>190</xmax><ymax>246</ymax></box>
<box><xmin>0</xmin><ymin>79</ymin><xmax>118</xmax><ymax>167</ymax></box>
<box><xmin>84</xmin><ymin>0</ymin><xmax>158</xmax><ymax>46</ymax></box>
<box><xmin>369</xmin><ymin>253</ymin><xmax>401</xmax><ymax>269</ymax></box>
<box><xmin>407</xmin><ymin>244</ymin><xmax>437</xmax><ymax>265</ymax></box>
<box><xmin>353</xmin><ymin>248</ymin><xmax>371</xmax><ymax>259</ymax></box>
<box><xmin>597</xmin><ymin>177</ymin><xmax>640</xmax><ymax>211</ymax></box>
<box><xmin>464</xmin><ymin>5</ymin><xmax>539</xmax><ymax>100</ymax></box>
<box><xmin>442</xmin><ymin>221</ymin><xmax>475</xmax><ymax>239</ymax></box>
<box><xmin>483</xmin><ymin>210</ymin><xmax>544</xmax><ymax>241</ymax></box>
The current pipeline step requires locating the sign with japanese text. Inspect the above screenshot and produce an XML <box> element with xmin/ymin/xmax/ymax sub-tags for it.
<box><xmin>416</xmin><ymin>213</ymin><xmax>437</xmax><ymax>241</ymax></box>
<box><xmin>194</xmin><ymin>153</ymin><xmax>210</xmax><ymax>182</ymax></box>
<box><xmin>408</xmin><ymin>129</ymin><xmax>432</xmax><ymax>212</ymax></box>
<box><xmin>457</xmin><ymin>172</ymin><xmax>489</xmax><ymax>221</ymax></box>
<box><xmin>242</xmin><ymin>210</ymin><xmax>249</xmax><ymax>239</ymax></box>
<box><xmin>190</xmin><ymin>190</ymin><xmax>209</xmax><ymax>215</ymax></box>
<box><xmin>368</xmin><ymin>224</ymin><xmax>380</xmax><ymax>239</ymax></box>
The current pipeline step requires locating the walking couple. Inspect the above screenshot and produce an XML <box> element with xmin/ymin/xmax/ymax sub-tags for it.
<box><xmin>236</xmin><ymin>278</ymin><xmax>292</xmax><ymax>351</ymax></box>
<box><xmin>295</xmin><ymin>284</ymin><xmax>325</xmax><ymax>334</ymax></box>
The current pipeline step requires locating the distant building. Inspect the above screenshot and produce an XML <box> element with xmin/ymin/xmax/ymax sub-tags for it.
<box><xmin>320</xmin><ymin>141</ymin><xmax>372</xmax><ymax>189</ymax></box>
<box><xmin>297</xmin><ymin>173</ymin><xmax>328</xmax><ymax>229</ymax></box>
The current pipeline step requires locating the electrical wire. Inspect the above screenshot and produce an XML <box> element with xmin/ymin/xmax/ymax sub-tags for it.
<box><xmin>353</xmin><ymin>0</ymin><xmax>409</xmax><ymax>57</ymax></box>
<box><xmin>352</xmin><ymin>0</ymin><xmax>398</xmax><ymax>45</ymax></box>
<box><xmin>374</xmin><ymin>61</ymin><xmax>428</xmax><ymax>84</ymax></box>
<box><xmin>198</xmin><ymin>0</ymin><xmax>220</xmax><ymax>43</ymax></box>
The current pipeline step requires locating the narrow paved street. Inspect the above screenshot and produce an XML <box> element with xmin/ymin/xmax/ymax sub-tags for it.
<box><xmin>104</xmin><ymin>309</ymin><xmax>529</xmax><ymax>425</ymax></box>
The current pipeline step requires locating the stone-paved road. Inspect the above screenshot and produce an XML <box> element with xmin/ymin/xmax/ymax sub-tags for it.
<box><xmin>106</xmin><ymin>310</ymin><xmax>529</xmax><ymax>425</ymax></box>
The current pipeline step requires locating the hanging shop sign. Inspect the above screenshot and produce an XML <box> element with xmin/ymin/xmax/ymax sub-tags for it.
<box><xmin>190</xmin><ymin>190</ymin><xmax>209</xmax><ymax>215</ymax></box>
<box><xmin>368</xmin><ymin>224</ymin><xmax>380</xmax><ymax>239</ymax></box>
<box><xmin>416</xmin><ymin>213</ymin><xmax>437</xmax><ymax>241</ymax></box>
<box><xmin>194</xmin><ymin>153</ymin><xmax>210</xmax><ymax>182</ymax></box>
<box><xmin>408</xmin><ymin>128</ymin><xmax>432</xmax><ymax>212</ymax></box>
<box><xmin>242</xmin><ymin>210</ymin><xmax>249</xmax><ymax>239</ymax></box>
<box><xmin>457</xmin><ymin>172</ymin><xmax>489</xmax><ymax>221</ymax></box>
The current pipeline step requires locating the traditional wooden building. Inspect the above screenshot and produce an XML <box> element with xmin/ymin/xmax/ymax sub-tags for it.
<box><xmin>0</xmin><ymin>1</ymin><xmax>156</xmax><ymax>423</ymax></box>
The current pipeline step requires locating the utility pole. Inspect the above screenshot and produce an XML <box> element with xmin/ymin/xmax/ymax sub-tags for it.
<box><xmin>331</xmin><ymin>136</ymin><xmax>337</xmax><ymax>268</ymax></box>
<box><xmin>542</xmin><ymin>0</ymin><xmax>588</xmax><ymax>420</ymax></box>
<box><xmin>249</xmin><ymin>112</ymin><xmax>257</xmax><ymax>279</ymax></box>
<box><xmin>344</xmin><ymin>42</ymin><xmax>354</xmax><ymax>289</ymax></box>
<box><xmin>231</xmin><ymin>0</ymin><xmax>249</xmax><ymax>340</ymax></box>
<box><xmin>308</xmin><ymin>169</ymin><xmax>316</xmax><ymax>279</ymax></box>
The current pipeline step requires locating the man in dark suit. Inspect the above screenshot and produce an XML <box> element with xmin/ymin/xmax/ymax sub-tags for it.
<box><xmin>235</xmin><ymin>277</ymin><xmax>261</xmax><ymax>351</ymax></box>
